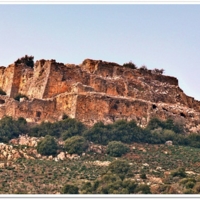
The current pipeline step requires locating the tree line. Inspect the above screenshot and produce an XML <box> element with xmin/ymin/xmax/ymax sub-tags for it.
<box><xmin>0</xmin><ymin>115</ymin><xmax>200</xmax><ymax>154</ymax></box>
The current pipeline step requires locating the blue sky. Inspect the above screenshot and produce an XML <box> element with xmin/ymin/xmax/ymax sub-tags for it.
<box><xmin>0</xmin><ymin>4</ymin><xmax>200</xmax><ymax>100</ymax></box>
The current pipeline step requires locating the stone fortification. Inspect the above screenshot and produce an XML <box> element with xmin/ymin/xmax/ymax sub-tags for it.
<box><xmin>0</xmin><ymin>58</ymin><xmax>200</xmax><ymax>133</ymax></box>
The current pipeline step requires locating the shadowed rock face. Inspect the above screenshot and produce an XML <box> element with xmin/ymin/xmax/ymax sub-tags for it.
<box><xmin>0</xmin><ymin>58</ymin><xmax>200</xmax><ymax>132</ymax></box>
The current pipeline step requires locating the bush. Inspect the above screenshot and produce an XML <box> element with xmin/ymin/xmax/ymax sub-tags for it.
<box><xmin>151</xmin><ymin>68</ymin><xmax>164</xmax><ymax>75</ymax></box>
<box><xmin>64</xmin><ymin>136</ymin><xmax>88</xmax><ymax>155</ymax></box>
<box><xmin>187</xmin><ymin>133</ymin><xmax>200</xmax><ymax>148</ymax></box>
<box><xmin>83</xmin><ymin>121</ymin><xmax>110</xmax><ymax>145</ymax></box>
<box><xmin>185</xmin><ymin>181</ymin><xmax>195</xmax><ymax>189</ymax></box>
<box><xmin>62</xmin><ymin>184</ymin><xmax>79</xmax><ymax>194</ymax></box>
<box><xmin>123</xmin><ymin>61</ymin><xmax>137</xmax><ymax>69</ymax></box>
<box><xmin>0</xmin><ymin>116</ymin><xmax>28</xmax><ymax>143</ymax></box>
<box><xmin>139</xmin><ymin>65</ymin><xmax>148</xmax><ymax>71</ymax></box>
<box><xmin>122</xmin><ymin>179</ymin><xmax>137</xmax><ymax>193</ymax></box>
<box><xmin>106</xmin><ymin>141</ymin><xmax>129</xmax><ymax>157</ymax></box>
<box><xmin>83</xmin><ymin>120</ymin><xmax>143</xmax><ymax>145</ymax></box>
<box><xmin>89</xmin><ymin>173</ymin><xmax>137</xmax><ymax>194</ymax></box>
<box><xmin>135</xmin><ymin>184</ymin><xmax>151</xmax><ymax>194</ymax></box>
<box><xmin>193</xmin><ymin>182</ymin><xmax>200</xmax><ymax>193</ymax></box>
<box><xmin>14</xmin><ymin>55</ymin><xmax>34</xmax><ymax>68</ymax></box>
<box><xmin>171</xmin><ymin>167</ymin><xmax>186</xmax><ymax>178</ymax></box>
<box><xmin>36</xmin><ymin>135</ymin><xmax>58</xmax><ymax>156</ymax></box>
<box><xmin>108</xmin><ymin>160</ymin><xmax>130</xmax><ymax>180</ymax></box>
<box><xmin>81</xmin><ymin>182</ymin><xmax>93</xmax><ymax>194</ymax></box>
<box><xmin>179</xmin><ymin>178</ymin><xmax>196</xmax><ymax>185</ymax></box>
<box><xmin>140</xmin><ymin>173</ymin><xmax>147</xmax><ymax>179</ymax></box>
<box><xmin>0</xmin><ymin>88</ymin><xmax>6</xmax><ymax>95</ymax></box>
<box><xmin>61</xmin><ymin>119</ymin><xmax>86</xmax><ymax>140</ymax></box>
<box><xmin>95</xmin><ymin>173</ymin><xmax>122</xmax><ymax>194</ymax></box>
<box><xmin>29</xmin><ymin>117</ymin><xmax>86</xmax><ymax>138</ymax></box>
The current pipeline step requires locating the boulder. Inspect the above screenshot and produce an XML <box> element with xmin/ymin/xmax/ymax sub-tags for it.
<box><xmin>165</xmin><ymin>141</ymin><xmax>173</xmax><ymax>146</ymax></box>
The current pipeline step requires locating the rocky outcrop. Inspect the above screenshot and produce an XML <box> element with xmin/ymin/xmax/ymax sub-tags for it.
<box><xmin>0</xmin><ymin>58</ymin><xmax>200</xmax><ymax>132</ymax></box>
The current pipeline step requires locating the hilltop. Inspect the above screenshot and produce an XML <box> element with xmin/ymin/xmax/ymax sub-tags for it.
<box><xmin>0</xmin><ymin>56</ymin><xmax>200</xmax><ymax>194</ymax></box>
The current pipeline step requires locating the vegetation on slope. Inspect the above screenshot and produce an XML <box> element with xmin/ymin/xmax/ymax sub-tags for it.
<box><xmin>0</xmin><ymin>116</ymin><xmax>200</xmax><ymax>194</ymax></box>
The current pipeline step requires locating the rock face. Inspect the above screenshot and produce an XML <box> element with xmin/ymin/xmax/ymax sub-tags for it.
<box><xmin>0</xmin><ymin>58</ymin><xmax>200</xmax><ymax>132</ymax></box>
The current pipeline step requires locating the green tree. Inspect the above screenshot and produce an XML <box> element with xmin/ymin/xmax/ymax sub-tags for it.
<box><xmin>36</xmin><ymin>135</ymin><xmax>58</xmax><ymax>156</ymax></box>
<box><xmin>146</xmin><ymin>118</ymin><xmax>163</xmax><ymax>130</ymax></box>
<box><xmin>0</xmin><ymin>116</ymin><xmax>28</xmax><ymax>143</ymax></box>
<box><xmin>29</xmin><ymin>117</ymin><xmax>86</xmax><ymax>139</ymax></box>
<box><xmin>83</xmin><ymin>121</ymin><xmax>110</xmax><ymax>145</ymax></box>
<box><xmin>106</xmin><ymin>141</ymin><xmax>129</xmax><ymax>157</ymax></box>
<box><xmin>64</xmin><ymin>136</ymin><xmax>88</xmax><ymax>155</ymax></box>
<box><xmin>61</xmin><ymin>119</ymin><xmax>86</xmax><ymax>140</ymax></box>
<box><xmin>62</xmin><ymin>184</ymin><xmax>79</xmax><ymax>194</ymax></box>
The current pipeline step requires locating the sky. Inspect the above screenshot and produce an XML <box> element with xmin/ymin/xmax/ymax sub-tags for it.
<box><xmin>0</xmin><ymin>4</ymin><xmax>200</xmax><ymax>100</ymax></box>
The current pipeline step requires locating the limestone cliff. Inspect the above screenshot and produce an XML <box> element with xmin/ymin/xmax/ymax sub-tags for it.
<box><xmin>0</xmin><ymin>58</ymin><xmax>200</xmax><ymax>133</ymax></box>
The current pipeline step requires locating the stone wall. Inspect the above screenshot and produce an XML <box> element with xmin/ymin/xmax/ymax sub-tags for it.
<box><xmin>0</xmin><ymin>58</ymin><xmax>200</xmax><ymax>132</ymax></box>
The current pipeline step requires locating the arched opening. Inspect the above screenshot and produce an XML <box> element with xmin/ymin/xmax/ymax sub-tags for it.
<box><xmin>180</xmin><ymin>112</ymin><xmax>186</xmax><ymax>118</ymax></box>
<box><xmin>36</xmin><ymin>111</ymin><xmax>41</xmax><ymax>118</ymax></box>
<box><xmin>0</xmin><ymin>99</ymin><xmax>5</xmax><ymax>104</ymax></box>
<box><xmin>152</xmin><ymin>104</ymin><xmax>157</xmax><ymax>109</ymax></box>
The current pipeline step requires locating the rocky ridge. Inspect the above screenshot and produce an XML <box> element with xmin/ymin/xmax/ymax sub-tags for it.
<box><xmin>0</xmin><ymin>58</ymin><xmax>200</xmax><ymax>132</ymax></box>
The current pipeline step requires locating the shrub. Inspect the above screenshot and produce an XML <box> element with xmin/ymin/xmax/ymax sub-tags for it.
<box><xmin>62</xmin><ymin>184</ymin><xmax>79</xmax><ymax>194</ymax></box>
<box><xmin>140</xmin><ymin>173</ymin><xmax>147</xmax><ymax>179</ymax></box>
<box><xmin>83</xmin><ymin>121</ymin><xmax>110</xmax><ymax>145</ymax></box>
<box><xmin>185</xmin><ymin>181</ymin><xmax>195</xmax><ymax>189</ymax></box>
<box><xmin>122</xmin><ymin>179</ymin><xmax>137</xmax><ymax>193</ymax></box>
<box><xmin>183</xmin><ymin>189</ymin><xmax>195</xmax><ymax>194</ymax></box>
<box><xmin>90</xmin><ymin>173</ymin><xmax>137</xmax><ymax>194</ymax></box>
<box><xmin>147</xmin><ymin>118</ymin><xmax>163</xmax><ymax>131</ymax></box>
<box><xmin>83</xmin><ymin>120</ymin><xmax>143</xmax><ymax>145</ymax></box>
<box><xmin>187</xmin><ymin>133</ymin><xmax>200</xmax><ymax>148</ymax></box>
<box><xmin>135</xmin><ymin>184</ymin><xmax>151</xmax><ymax>194</ymax></box>
<box><xmin>0</xmin><ymin>116</ymin><xmax>28</xmax><ymax>143</ymax></box>
<box><xmin>179</xmin><ymin>178</ymin><xmax>196</xmax><ymax>185</ymax></box>
<box><xmin>36</xmin><ymin>135</ymin><xmax>58</xmax><ymax>156</ymax></box>
<box><xmin>171</xmin><ymin>167</ymin><xmax>186</xmax><ymax>178</ymax></box>
<box><xmin>29</xmin><ymin>117</ymin><xmax>86</xmax><ymax>138</ymax></box>
<box><xmin>81</xmin><ymin>182</ymin><xmax>93</xmax><ymax>194</ymax></box>
<box><xmin>0</xmin><ymin>88</ymin><xmax>6</xmax><ymax>95</ymax></box>
<box><xmin>108</xmin><ymin>160</ymin><xmax>130</xmax><ymax>180</ymax></box>
<box><xmin>123</xmin><ymin>61</ymin><xmax>137</xmax><ymax>69</ymax></box>
<box><xmin>147</xmin><ymin>118</ymin><xmax>183</xmax><ymax>134</ymax></box>
<box><xmin>64</xmin><ymin>136</ymin><xmax>88</xmax><ymax>155</ymax></box>
<box><xmin>106</xmin><ymin>141</ymin><xmax>129</xmax><ymax>157</ymax></box>
<box><xmin>61</xmin><ymin>119</ymin><xmax>85</xmax><ymax>140</ymax></box>
<box><xmin>14</xmin><ymin>55</ymin><xmax>34</xmax><ymax>68</ymax></box>
<box><xmin>162</xmin><ymin>129</ymin><xmax>176</xmax><ymax>141</ymax></box>
<box><xmin>62</xmin><ymin>114</ymin><xmax>68</xmax><ymax>120</ymax></box>
<box><xmin>193</xmin><ymin>182</ymin><xmax>200</xmax><ymax>193</ymax></box>
<box><xmin>139</xmin><ymin>65</ymin><xmax>148</xmax><ymax>71</ymax></box>
<box><xmin>151</xmin><ymin>68</ymin><xmax>164</xmax><ymax>75</ymax></box>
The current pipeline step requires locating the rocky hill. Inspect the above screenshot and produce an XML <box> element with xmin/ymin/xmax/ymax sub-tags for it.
<box><xmin>0</xmin><ymin>58</ymin><xmax>200</xmax><ymax>133</ymax></box>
